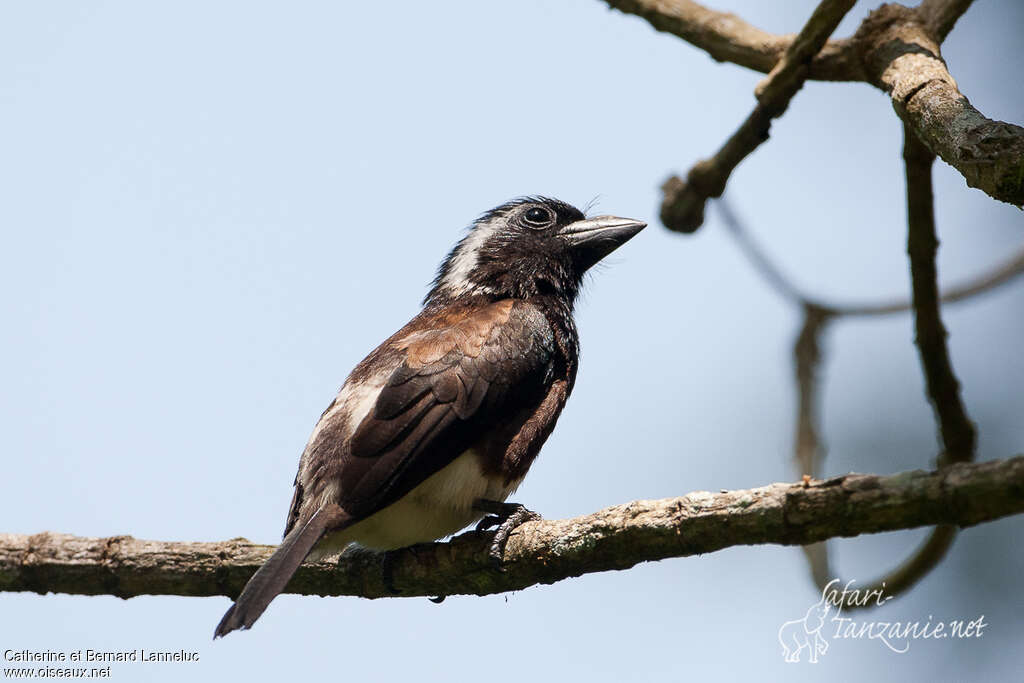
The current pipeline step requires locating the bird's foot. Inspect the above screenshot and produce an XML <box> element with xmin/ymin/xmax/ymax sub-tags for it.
<box><xmin>381</xmin><ymin>544</ymin><xmax>447</xmax><ymax>604</ymax></box>
<box><xmin>473</xmin><ymin>499</ymin><xmax>541</xmax><ymax>569</ymax></box>
<box><xmin>475</xmin><ymin>515</ymin><xmax>502</xmax><ymax>531</ymax></box>
<box><xmin>380</xmin><ymin>549</ymin><xmax>403</xmax><ymax>596</ymax></box>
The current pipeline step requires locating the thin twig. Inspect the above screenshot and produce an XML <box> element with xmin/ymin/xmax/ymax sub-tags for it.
<box><xmin>2</xmin><ymin>457</ymin><xmax>1023</xmax><ymax>600</ymax></box>
<box><xmin>820</xmin><ymin>123</ymin><xmax>981</xmax><ymax>610</ymax></box>
<box><xmin>716</xmin><ymin>199</ymin><xmax>1024</xmax><ymax>318</ymax></box>
<box><xmin>918</xmin><ymin>0</ymin><xmax>976</xmax><ymax>41</ymax></box>
<box><xmin>794</xmin><ymin>303</ymin><xmax>835</xmax><ymax>589</ymax></box>
<box><xmin>834</xmin><ymin>246</ymin><xmax>1024</xmax><ymax>316</ymax></box>
<box><xmin>660</xmin><ymin>0</ymin><xmax>858</xmax><ymax>233</ymax></box>
<box><xmin>794</xmin><ymin>304</ymin><xmax>832</xmax><ymax>479</ymax></box>
<box><xmin>905</xmin><ymin>123</ymin><xmax>977</xmax><ymax>465</ymax></box>
<box><xmin>715</xmin><ymin>195</ymin><xmax>1022</xmax><ymax>608</ymax></box>
<box><xmin>715</xmin><ymin>199</ymin><xmax>809</xmax><ymax>305</ymax></box>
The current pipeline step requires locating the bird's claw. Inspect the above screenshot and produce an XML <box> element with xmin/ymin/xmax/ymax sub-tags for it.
<box><xmin>380</xmin><ymin>550</ymin><xmax>402</xmax><ymax>595</ymax></box>
<box><xmin>473</xmin><ymin>500</ymin><xmax>541</xmax><ymax>570</ymax></box>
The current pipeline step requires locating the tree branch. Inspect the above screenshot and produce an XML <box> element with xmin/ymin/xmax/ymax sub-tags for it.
<box><xmin>3</xmin><ymin>457</ymin><xmax>1023</xmax><ymax>600</ymax></box>
<box><xmin>904</xmin><ymin>121</ymin><xmax>976</xmax><ymax>466</ymax></box>
<box><xmin>641</xmin><ymin>2</ymin><xmax>1023</xmax><ymax>231</ymax></box>
<box><xmin>816</xmin><ymin>122</ymin><xmax>982</xmax><ymax>610</ymax></box>
<box><xmin>660</xmin><ymin>0</ymin><xmax>857</xmax><ymax>233</ymax></box>
<box><xmin>713</xmin><ymin>196</ymin><xmax>1024</xmax><ymax>595</ymax></box>
<box><xmin>794</xmin><ymin>303</ymin><xmax>832</xmax><ymax>479</ymax></box>
<box><xmin>793</xmin><ymin>302</ymin><xmax>835</xmax><ymax>588</ymax></box>
<box><xmin>715</xmin><ymin>198</ymin><xmax>1024</xmax><ymax>318</ymax></box>
<box><xmin>600</xmin><ymin>0</ymin><xmax>863</xmax><ymax>81</ymax></box>
<box><xmin>854</xmin><ymin>4</ymin><xmax>1024</xmax><ymax>208</ymax></box>
<box><xmin>917</xmin><ymin>0</ymin><xmax>975</xmax><ymax>41</ymax></box>
<box><xmin>833</xmin><ymin>245</ymin><xmax>1024</xmax><ymax>316</ymax></box>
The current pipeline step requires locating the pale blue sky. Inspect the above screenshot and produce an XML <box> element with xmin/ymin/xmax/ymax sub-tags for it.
<box><xmin>2</xmin><ymin>1</ymin><xmax>1023</xmax><ymax>681</ymax></box>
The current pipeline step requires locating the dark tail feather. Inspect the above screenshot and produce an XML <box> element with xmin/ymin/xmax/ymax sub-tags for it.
<box><xmin>214</xmin><ymin>504</ymin><xmax>351</xmax><ymax>638</ymax></box>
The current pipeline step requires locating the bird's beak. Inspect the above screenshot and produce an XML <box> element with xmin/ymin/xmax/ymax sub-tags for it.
<box><xmin>559</xmin><ymin>215</ymin><xmax>647</xmax><ymax>266</ymax></box>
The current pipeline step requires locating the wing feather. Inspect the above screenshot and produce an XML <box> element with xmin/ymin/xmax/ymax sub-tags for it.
<box><xmin>339</xmin><ymin>300</ymin><xmax>553</xmax><ymax>517</ymax></box>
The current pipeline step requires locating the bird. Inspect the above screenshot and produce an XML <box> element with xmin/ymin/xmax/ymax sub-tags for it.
<box><xmin>214</xmin><ymin>196</ymin><xmax>645</xmax><ymax>637</ymax></box>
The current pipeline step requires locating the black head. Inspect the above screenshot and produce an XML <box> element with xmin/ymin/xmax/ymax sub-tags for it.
<box><xmin>425</xmin><ymin>197</ymin><xmax>645</xmax><ymax>305</ymax></box>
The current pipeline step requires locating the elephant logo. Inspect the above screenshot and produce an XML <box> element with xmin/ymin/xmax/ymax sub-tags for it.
<box><xmin>778</xmin><ymin>596</ymin><xmax>831</xmax><ymax>663</ymax></box>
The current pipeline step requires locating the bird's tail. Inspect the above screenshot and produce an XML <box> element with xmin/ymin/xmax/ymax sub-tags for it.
<box><xmin>214</xmin><ymin>504</ymin><xmax>351</xmax><ymax>638</ymax></box>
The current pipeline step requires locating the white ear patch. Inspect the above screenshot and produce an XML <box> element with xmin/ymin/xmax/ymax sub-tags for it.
<box><xmin>437</xmin><ymin>217</ymin><xmax>501</xmax><ymax>297</ymax></box>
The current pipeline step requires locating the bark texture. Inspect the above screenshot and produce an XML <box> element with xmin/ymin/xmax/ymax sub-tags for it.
<box><xmin>856</xmin><ymin>4</ymin><xmax>1024</xmax><ymax>208</ymax></box>
<box><xmin>660</xmin><ymin>0</ymin><xmax>858</xmax><ymax>232</ymax></box>
<box><xmin>603</xmin><ymin>0</ymin><xmax>864</xmax><ymax>80</ymax></box>
<box><xmin>2</xmin><ymin>456</ymin><xmax>1022</xmax><ymax>601</ymax></box>
<box><xmin>612</xmin><ymin>0</ymin><xmax>1024</xmax><ymax>227</ymax></box>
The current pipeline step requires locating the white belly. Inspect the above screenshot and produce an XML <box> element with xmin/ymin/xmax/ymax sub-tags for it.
<box><xmin>310</xmin><ymin>450</ymin><xmax>523</xmax><ymax>557</ymax></box>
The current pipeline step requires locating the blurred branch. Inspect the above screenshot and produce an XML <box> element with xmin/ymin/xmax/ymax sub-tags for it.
<box><xmin>3</xmin><ymin>457</ymin><xmax>1024</xmax><ymax>601</ymax></box>
<box><xmin>715</xmin><ymin>197</ymin><xmax>814</xmax><ymax>305</ymax></box>
<box><xmin>903</xmin><ymin>122</ymin><xmax>976</xmax><ymax>466</ymax></box>
<box><xmin>623</xmin><ymin>0</ymin><xmax>1017</xmax><ymax>613</ymax></box>
<box><xmin>718</xmin><ymin>201</ymin><xmax>832</xmax><ymax>588</ymax></box>
<box><xmin>717</xmin><ymin>199</ymin><xmax>1024</xmax><ymax>317</ymax></box>
<box><xmin>821</xmin><ymin>124</ymin><xmax>980</xmax><ymax>610</ymax></box>
<box><xmin>844</xmin><ymin>525</ymin><xmax>957</xmax><ymax>603</ymax></box>
<box><xmin>600</xmin><ymin>0</ymin><xmax>863</xmax><ymax>81</ymax></box>
<box><xmin>833</xmin><ymin>246</ymin><xmax>1024</xmax><ymax>316</ymax></box>
<box><xmin>660</xmin><ymin>0</ymin><xmax>857</xmax><ymax>233</ymax></box>
<box><xmin>783</xmin><ymin>304</ymin><xmax>847</xmax><ymax>592</ymax></box>
<box><xmin>793</xmin><ymin>303</ymin><xmax>835</xmax><ymax>588</ymax></box>
<box><xmin>719</xmin><ymin>191</ymin><xmax>1021</xmax><ymax>480</ymax></box>
<box><xmin>716</xmin><ymin>190</ymin><xmax>1022</xmax><ymax>606</ymax></box>
<box><xmin>794</xmin><ymin>304</ymin><xmax>832</xmax><ymax>479</ymax></box>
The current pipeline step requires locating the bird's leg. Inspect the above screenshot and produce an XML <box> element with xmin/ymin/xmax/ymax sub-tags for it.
<box><xmin>473</xmin><ymin>499</ymin><xmax>541</xmax><ymax>568</ymax></box>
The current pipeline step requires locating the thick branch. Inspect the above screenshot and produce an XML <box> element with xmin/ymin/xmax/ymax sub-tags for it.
<box><xmin>601</xmin><ymin>0</ymin><xmax>863</xmax><ymax>81</ymax></box>
<box><xmin>854</xmin><ymin>4</ymin><xmax>1024</xmax><ymax>208</ymax></box>
<box><xmin>637</xmin><ymin>2</ymin><xmax>1023</xmax><ymax>228</ymax></box>
<box><xmin>661</xmin><ymin>0</ymin><xmax>857</xmax><ymax>233</ymax></box>
<box><xmin>2</xmin><ymin>457</ymin><xmax>1023</xmax><ymax>600</ymax></box>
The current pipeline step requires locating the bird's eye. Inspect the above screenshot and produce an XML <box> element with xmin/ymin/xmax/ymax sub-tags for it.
<box><xmin>523</xmin><ymin>207</ymin><xmax>553</xmax><ymax>227</ymax></box>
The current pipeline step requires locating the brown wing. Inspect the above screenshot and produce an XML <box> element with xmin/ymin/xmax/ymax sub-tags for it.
<box><xmin>316</xmin><ymin>300</ymin><xmax>557</xmax><ymax>522</ymax></box>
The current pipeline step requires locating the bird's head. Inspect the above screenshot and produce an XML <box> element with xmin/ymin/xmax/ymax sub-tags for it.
<box><xmin>425</xmin><ymin>196</ymin><xmax>645</xmax><ymax>305</ymax></box>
